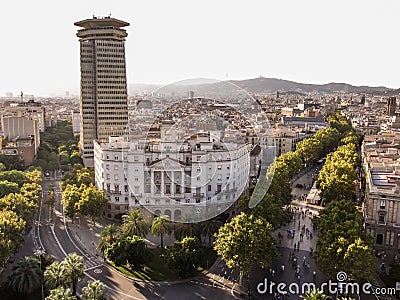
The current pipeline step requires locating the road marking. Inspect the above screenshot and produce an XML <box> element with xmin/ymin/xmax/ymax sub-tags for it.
<box><xmin>85</xmin><ymin>272</ymin><xmax>144</xmax><ymax>300</ymax></box>
<box><xmin>85</xmin><ymin>264</ymin><xmax>104</xmax><ymax>272</ymax></box>
<box><xmin>93</xmin><ymin>269</ymin><xmax>102</xmax><ymax>274</ymax></box>
<box><xmin>49</xmin><ymin>224</ymin><xmax>67</xmax><ymax>257</ymax></box>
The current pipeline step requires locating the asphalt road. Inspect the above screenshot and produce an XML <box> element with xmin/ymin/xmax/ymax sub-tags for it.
<box><xmin>36</xmin><ymin>177</ymin><xmax>237</xmax><ymax>300</ymax></box>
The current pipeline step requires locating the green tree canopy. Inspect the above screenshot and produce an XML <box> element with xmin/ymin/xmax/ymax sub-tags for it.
<box><xmin>151</xmin><ymin>215</ymin><xmax>173</xmax><ymax>249</ymax></box>
<box><xmin>315</xmin><ymin>199</ymin><xmax>375</xmax><ymax>282</ymax></box>
<box><xmin>98</xmin><ymin>224</ymin><xmax>120</xmax><ymax>255</ymax></box>
<box><xmin>62</xmin><ymin>184</ymin><xmax>81</xmax><ymax>219</ymax></box>
<box><xmin>76</xmin><ymin>185</ymin><xmax>108</xmax><ymax>225</ymax></box>
<box><xmin>82</xmin><ymin>280</ymin><xmax>108</xmax><ymax>300</ymax></box>
<box><xmin>0</xmin><ymin>180</ymin><xmax>19</xmax><ymax>198</ymax></box>
<box><xmin>214</xmin><ymin>212</ymin><xmax>278</xmax><ymax>277</ymax></box>
<box><xmin>166</xmin><ymin>237</ymin><xmax>203</xmax><ymax>277</ymax></box>
<box><xmin>121</xmin><ymin>209</ymin><xmax>149</xmax><ymax>238</ymax></box>
<box><xmin>0</xmin><ymin>209</ymin><xmax>26</xmax><ymax>266</ymax></box>
<box><xmin>0</xmin><ymin>193</ymin><xmax>37</xmax><ymax>224</ymax></box>
<box><xmin>106</xmin><ymin>235</ymin><xmax>149</xmax><ymax>268</ymax></box>
<box><xmin>9</xmin><ymin>256</ymin><xmax>42</xmax><ymax>295</ymax></box>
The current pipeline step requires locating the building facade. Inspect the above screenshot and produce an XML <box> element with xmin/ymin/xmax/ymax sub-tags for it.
<box><xmin>75</xmin><ymin>16</ymin><xmax>129</xmax><ymax>167</ymax></box>
<box><xmin>94</xmin><ymin>129</ymin><xmax>250</xmax><ymax>221</ymax></box>
<box><xmin>362</xmin><ymin>135</ymin><xmax>400</xmax><ymax>251</ymax></box>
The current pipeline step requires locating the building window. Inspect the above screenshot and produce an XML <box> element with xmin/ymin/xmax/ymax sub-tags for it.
<box><xmin>115</xmin><ymin>197</ymin><xmax>119</xmax><ymax>202</ymax></box>
<box><xmin>124</xmin><ymin>197</ymin><xmax>128</xmax><ymax>202</ymax></box>
<box><xmin>378</xmin><ymin>214</ymin><xmax>385</xmax><ymax>224</ymax></box>
<box><xmin>106</xmin><ymin>164</ymin><xmax>110</xmax><ymax>170</ymax></box>
<box><xmin>114</xmin><ymin>165</ymin><xmax>119</xmax><ymax>170</ymax></box>
<box><xmin>376</xmin><ymin>233</ymin><xmax>383</xmax><ymax>245</ymax></box>
<box><xmin>380</xmin><ymin>201</ymin><xmax>386</xmax><ymax>209</ymax></box>
<box><xmin>106</xmin><ymin>173</ymin><xmax>110</xmax><ymax>180</ymax></box>
<box><xmin>196</xmin><ymin>156</ymin><xmax>201</xmax><ymax>161</ymax></box>
<box><xmin>208</xmin><ymin>185</ymin><xmax>211</xmax><ymax>192</ymax></box>
<box><xmin>185</xmin><ymin>199</ymin><xmax>190</xmax><ymax>203</ymax></box>
<box><xmin>134</xmin><ymin>156</ymin><xmax>139</xmax><ymax>162</ymax></box>
<box><xmin>115</xmin><ymin>205</ymin><xmax>120</xmax><ymax>210</ymax></box>
<box><xmin>217</xmin><ymin>165</ymin><xmax>222</xmax><ymax>170</ymax></box>
<box><xmin>114</xmin><ymin>174</ymin><xmax>119</xmax><ymax>181</ymax></box>
<box><xmin>114</xmin><ymin>155</ymin><xmax>119</xmax><ymax>160</ymax></box>
<box><xmin>124</xmin><ymin>185</ymin><xmax>129</xmax><ymax>192</ymax></box>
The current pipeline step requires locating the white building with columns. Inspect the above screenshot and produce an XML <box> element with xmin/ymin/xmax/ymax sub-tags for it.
<box><xmin>94</xmin><ymin>124</ymin><xmax>251</xmax><ymax>222</ymax></box>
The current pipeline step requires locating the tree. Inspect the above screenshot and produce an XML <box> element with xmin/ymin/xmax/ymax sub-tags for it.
<box><xmin>316</xmin><ymin>144</ymin><xmax>358</xmax><ymax>204</ymax></box>
<box><xmin>0</xmin><ymin>209</ymin><xmax>26</xmax><ymax>265</ymax></box>
<box><xmin>46</xmin><ymin>287</ymin><xmax>76</xmax><ymax>300</ymax></box>
<box><xmin>121</xmin><ymin>209</ymin><xmax>149</xmax><ymax>238</ymax></box>
<box><xmin>315</xmin><ymin>200</ymin><xmax>375</xmax><ymax>282</ymax></box>
<box><xmin>166</xmin><ymin>237</ymin><xmax>203</xmax><ymax>277</ymax></box>
<box><xmin>342</xmin><ymin>238</ymin><xmax>376</xmax><ymax>282</ymax></box>
<box><xmin>82</xmin><ymin>280</ymin><xmax>108</xmax><ymax>300</ymax></box>
<box><xmin>174</xmin><ymin>222</ymin><xmax>200</xmax><ymax>241</ymax></box>
<box><xmin>98</xmin><ymin>224</ymin><xmax>120</xmax><ymax>255</ymax></box>
<box><xmin>62</xmin><ymin>184</ymin><xmax>80</xmax><ymax>219</ymax></box>
<box><xmin>240</xmin><ymin>193</ymin><xmax>291</xmax><ymax>228</ymax></box>
<box><xmin>76</xmin><ymin>185</ymin><xmax>108</xmax><ymax>225</ymax></box>
<box><xmin>302</xmin><ymin>289</ymin><xmax>331</xmax><ymax>300</ymax></box>
<box><xmin>200</xmin><ymin>218</ymin><xmax>223</xmax><ymax>247</ymax></box>
<box><xmin>9</xmin><ymin>256</ymin><xmax>42</xmax><ymax>295</ymax></box>
<box><xmin>76</xmin><ymin>168</ymin><xmax>93</xmax><ymax>186</ymax></box>
<box><xmin>61</xmin><ymin>253</ymin><xmax>85</xmax><ymax>296</ymax></box>
<box><xmin>313</xmin><ymin>127</ymin><xmax>341</xmax><ymax>155</ymax></box>
<box><xmin>0</xmin><ymin>193</ymin><xmax>37</xmax><ymax>224</ymax></box>
<box><xmin>0</xmin><ymin>180</ymin><xmax>19</xmax><ymax>198</ymax></box>
<box><xmin>0</xmin><ymin>170</ymin><xmax>28</xmax><ymax>187</ymax></box>
<box><xmin>151</xmin><ymin>215</ymin><xmax>173</xmax><ymax>249</ymax></box>
<box><xmin>106</xmin><ymin>235</ymin><xmax>149</xmax><ymax>267</ymax></box>
<box><xmin>25</xmin><ymin>168</ymin><xmax>44</xmax><ymax>184</ymax></box>
<box><xmin>44</xmin><ymin>261</ymin><xmax>68</xmax><ymax>290</ymax></box>
<box><xmin>295</xmin><ymin>137</ymin><xmax>323</xmax><ymax>164</ymax></box>
<box><xmin>214</xmin><ymin>212</ymin><xmax>278</xmax><ymax>284</ymax></box>
<box><xmin>21</xmin><ymin>182</ymin><xmax>42</xmax><ymax>204</ymax></box>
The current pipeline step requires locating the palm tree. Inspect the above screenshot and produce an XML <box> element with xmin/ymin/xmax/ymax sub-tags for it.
<box><xmin>61</xmin><ymin>253</ymin><xmax>85</xmax><ymax>296</ymax></box>
<box><xmin>82</xmin><ymin>280</ymin><xmax>108</xmax><ymax>300</ymax></box>
<box><xmin>151</xmin><ymin>215</ymin><xmax>173</xmax><ymax>249</ymax></box>
<box><xmin>302</xmin><ymin>289</ymin><xmax>331</xmax><ymax>300</ymax></box>
<box><xmin>98</xmin><ymin>224</ymin><xmax>120</xmax><ymax>255</ymax></box>
<box><xmin>9</xmin><ymin>256</ymin><xmax>42</xmax><ymax>295</ymax></box>
<box><xmin>121</xmin><ymin>209</ymin><xmax>149</xmax><ymax>238</ymax></box>
<box><xmin>174</xmin><ymin>222</ymin><xmax>199</xmax><ymax>241</ymax></box>
<box><xmin>46</xmin><ymin>286</ymin><xmax>76</xmax><ymax>300</ymax></box>
<box><xmin>44</xmin><ymin>261</ymin><xmax>69</xmax><ymax>290</ymax></box>
<box><xmin>200</xmin><ymin>218</ymin><xmax>223</xmax><ymax>247</ymax></box>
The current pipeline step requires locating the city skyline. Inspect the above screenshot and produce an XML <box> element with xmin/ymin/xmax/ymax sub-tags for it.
<box><xmin>1</xmin><ymin>0</ymin><xmax>400</xmax><ymax>96</ymax></box>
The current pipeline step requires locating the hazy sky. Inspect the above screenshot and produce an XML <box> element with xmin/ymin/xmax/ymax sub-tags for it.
<box><xmin>1</xmin><ymin>0</ymin><xmax>399</xmax><ymax>96</ymax></box>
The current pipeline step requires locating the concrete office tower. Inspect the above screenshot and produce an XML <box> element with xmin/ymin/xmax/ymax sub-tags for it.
<box><xmin>75</xmin><ymin>16</ymin><xmax>130</xmax><ymax>167</ymax></box>
<box><xmin>387</xmin><ymin>96</ymin><xmax>396</xmax><ymax>116</ymax></box>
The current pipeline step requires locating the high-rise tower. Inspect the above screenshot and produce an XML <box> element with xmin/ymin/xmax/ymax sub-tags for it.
<box><xmin>75</xmin><ymin>16</ymin><xmax>129</xmax><ymax>167</ymax></box>
<box><xmin>387</xmin><ymin>96</ymin><xmax>397</xmax><ymax>116</ymax></box>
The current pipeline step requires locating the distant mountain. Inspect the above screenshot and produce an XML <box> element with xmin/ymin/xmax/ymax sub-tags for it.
<box><xmin>128</xmin><ymin>77</ymin><xmax>396</xmax><ymax>95</ymax></box>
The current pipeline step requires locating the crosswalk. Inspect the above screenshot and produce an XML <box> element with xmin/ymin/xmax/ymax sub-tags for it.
<box><xmin>84</xmin><ymin>257</ymin><xmax>103</xmax><ymax>271</ymax></box>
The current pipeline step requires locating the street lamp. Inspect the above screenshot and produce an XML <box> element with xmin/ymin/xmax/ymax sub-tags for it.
<box><xmin>34</xmin><ymin>249</ymin><xmax>45</xmax><ymax>300</ymax></box>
